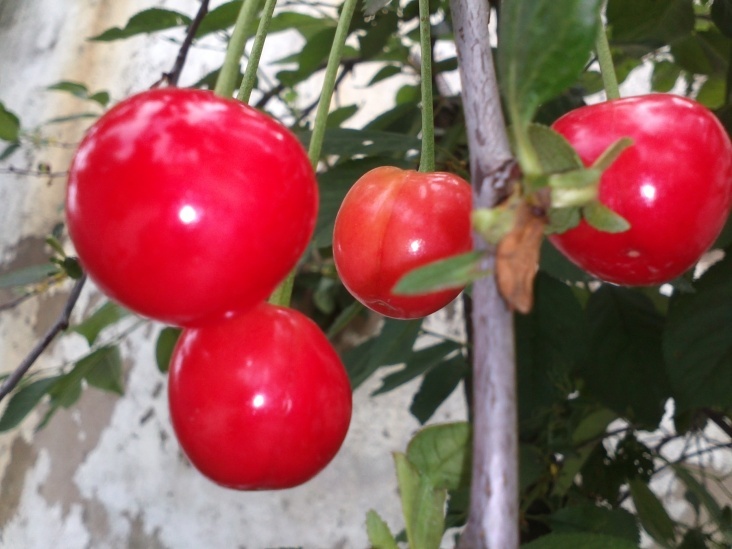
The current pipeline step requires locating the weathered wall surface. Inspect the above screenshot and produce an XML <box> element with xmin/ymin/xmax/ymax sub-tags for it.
<box><xmin>0</xmin><ymin>1</ymin><xmax>467</xmax><ymax>547</ymax></box>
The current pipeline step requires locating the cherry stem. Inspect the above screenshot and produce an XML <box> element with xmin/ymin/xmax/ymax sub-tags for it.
<box><xmin>238</xmin><ymin>0</ymin><xmax>278</xmax><ymax>103</ymax></box>
<box><xmin>269</xmin><ymin>0</ymin><xmax>359</xmax><ymax>307</ymax></box>
<box><xmin>418</xmin><ymin>0</ymin><xmax>436</xmax><ymax>173</ymax></box>
<box><xmin>306</xmin><ymin>0</ymin><xmax>359</xmax><ymax>167</ymax></box>
<box><xmin>595</xmin><ymin>10</ymin><xmax>620</xmax><ymax>101</ymax></box>
<box><xmin>214</xmin><ymin>0</ymin><xmax>262</xmax><ymax>98</ymax></box>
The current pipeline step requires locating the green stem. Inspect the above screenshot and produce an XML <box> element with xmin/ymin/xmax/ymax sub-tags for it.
<box><xmin>418</xmin><ymin>0</ymin><xmax>435</xmax><ymax>173</ymax></box>
<box><xmin>269</xmin><ymin>0</ymin><xmax>359</xmax><ymax>307</ymax></box>
<box><xmin>306</xmin><ymin>0</ymin><xmax>359</xmax><ymax>166</ymax></box>
<box><xmin>595</xmin><ymin>17</ymin><xmax>620</xmax><ymax>100</ymax></box>
<box><xmin>213</xmin><ymin>0</ymin><xmax>262</xmax><ymax>98</ymax></box>
<box><xmin>238</xmin><ymin>0</ymin><xmax>278</xmax><ymax>103</ymax></box>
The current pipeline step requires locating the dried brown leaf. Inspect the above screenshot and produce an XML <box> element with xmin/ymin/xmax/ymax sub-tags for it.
<box><xmin>495</xmin><ymin>201</ymin><xmax>546</xmax><ymax>313</ymax></box>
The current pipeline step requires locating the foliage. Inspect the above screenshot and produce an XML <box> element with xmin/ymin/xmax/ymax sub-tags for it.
<box><xmin>0</xmin><ymin>0</ymin><xmax>731</xmax><ymax>547</ymax></box>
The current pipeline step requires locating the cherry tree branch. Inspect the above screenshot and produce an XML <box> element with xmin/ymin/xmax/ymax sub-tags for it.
<box><xmin>450</xmin><ymin>0</ymin><xmax>518</xmax><ymax>547</ymax></box>
<box><xmin>163</xmin><ymin>0</ymin><xmax>210</xmax><ymax>86</ymax></box>
<box><xmin>0</xmin><ymin>274</ymin><xmax>86</xmax><ymax>403</ymax></box>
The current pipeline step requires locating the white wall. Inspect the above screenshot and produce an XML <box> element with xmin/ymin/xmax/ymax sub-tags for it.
<box><xmin>0</xmin><ymin>1</ymin><xmax>466</xmax><ymax>547</ymax></box>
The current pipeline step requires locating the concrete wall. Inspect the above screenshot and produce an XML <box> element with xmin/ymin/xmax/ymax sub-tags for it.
<box><xmin>0</xmin><ymin>1</ymin><xmax>467</xmax><ymax>547</ymax></box>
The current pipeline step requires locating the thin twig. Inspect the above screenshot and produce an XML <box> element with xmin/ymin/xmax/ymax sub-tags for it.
<box><xmin>451</xmin><ymin>0</ymin><xmax>517</xmax><ymax>547</ymax></box>
<box><xmin>0</xmin><ymin>166</ymin><xmax>68</xmax><ymax>178</ymax></box>
<box><xmin>0</xmin><ymin>292</ymin><xmax>37</xmax><ymax>312</ymax></box>
<box><xmin>163</xmin><ymin>0</ymin><xmax>211</xmax><ymax>86</ymax></box>
<box><xmin>0</xmin><ymin>274</ymin><xmax>86</xmax><ymax>403</ymax></box>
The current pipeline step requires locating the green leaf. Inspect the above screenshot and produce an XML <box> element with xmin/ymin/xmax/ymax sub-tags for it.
<box><xmin>581</xmin><ymin>286</ymin><xmax>671</xmax><ymax>428</ymax></box>
<box><xmin>359</xmin><ymin>11</ymin><xmax>399</xmax><ymax>59</ymax></box>
<box><xmin>521</xmin><ymin>532</ymin><xmax>638</xmax><ymax>549</ymax></box>
<box><xmin>607</xmin><ymin>0</ymin><xmax>695</xmax><ymax>51</ymax></box>
<box><xmin>326</xmin><ymin>104</ymin><xmax>359</xmax><ymax>128</ymax></box>
<box><xmin>672</xmin><ymin>464</ymin><xmax>724</xmax><ymax>527</ymax></box>
<box><xmin>46</xmin><ymin>81</ymin><xmax>89</xmax><ymax>99</ymax></box>
<box><xmin>712</xmin><ymin>0</ymin><xmax>732</xmax><ymax>37</ymax></box>
<box><xmin>365</xmin><ymin>510</ymin><xmax>399</xmax><ymax>549</ymax></box>
<box><xmin>0</xmin><ymin>142</ymin><xmax>20</xmax><ymax>161</ymax></box>
<box><xmin>72</xmin><ymin>301</ymin><xmax>128</xmax><ymax>345</ymax></box>
<box><xmin>629</xmin><ymin>478</ymin><xmax>677</xmax><ymax>547</ymax></box>
<box><xmin>155</xmin><ymin>327</ymin><xmax>182</xmax><ymax>373</ymax></box>
<box><xmin>549</xmin><ymin>505</ymin><xmax>640</xmax><ymax>543</ymax></box>
<box><xmin>0</xmin><ymin>263</ymin><xmax>58</xmax><ymax>289</ymax></box>
<box><xmin>394</xmin><ymin>453</ymin><xmax>446</xmax><ymax>549</ymax></box>
<box><xmin>364</xmin><ymin>0</ymin><xmax>393</xmax><ymax>17</ymax></box>
<box><xmin>298</xmin><ymin>128</ymin><xmax>421</xmax><ymax>158</ymax></box>
<box><xmin>671</xmin><ymin>31</ymin><xmax>730</xmax><ymax>76</ymax></box>
<box><xmin>89</xmin><ymin>8</ymin><xmax>192</xmax><ymax>41</ymax></box>
<box><xmin>678</xmin><ymin>529</ymin><xmax>709</xmax><ymax>549</ymax></box>
<box><xmin>82</xmin><ymin>346</ymin><xmax>124</xmax><ymax>395</ymax></box>
<box><xmin>409</xmin><ymin>355</ymin><xmax>469</xmax><ymax>424</ymax></box>
<box><xmin>393</xmin><ymin>252</ymin><xmax>487</xmax><ymax>295</ymax></box>
<box><xmin>0</xmin><ymin>101</ymin><xmax>20</xmax><ymax>142</ymax></box>
<box><xmin>88</xmin><ymin>91</ymin><xmax>111</xmax><ymax>107</ymax></box>
<box><xmin>373</xmin><ymin>341</ymin><xmax>462</xmax><ymax>395</ymax></box>
<box><xmin>651</xmin><ymin>60</ymin><xmax>682</xmax><ymax>92</ymax></box>
<box><xmin>194</xmin><ymin>0</ymin><xmax>242</xmax><ymax>37</ymax></box>
<box><xmin>539</xmin><ymin>239</ymin><xmax>594</xmax><ymax>282</ymax></box>
<box><xmin>696</xmin><ymin>74</ymin><xmax>726</xmax><ymax>109</ymax></box>
<box><xmin>498</xmin><ymin>0</ymin><xmax>602</xmax><ymax>125</ymax></box>
<box><xmin>406</xmin><ymin>422</ymin><xmax>471</xmax><ymax>491</ymax></box>
<box><xmin>341</xmin><ymin>318</ymin><xmax>422</xmax><ymax>388</ymax></box>
<box><xmin>515</xmin><ymin>272</ymin><xmax>587</xmax><ymax>427</ymax></box>
<box><xmin>527</xmin><ymin>123</ymin><xmax>583</xmax><ymax>174</ymax></box>
<box><xmin>664</xmin><ymin>252</ymin><xmax>732</xmax><ymax>410</ymax></box>
<box><xmin>0</xmin><ymin>376</ymin><xmax>61</xmax><ymax>432</ymax></box>
<box><xmin>582</xmin><ymin>201</ymin><xmax>630</xmax><ymax>233</ymax></box>
<box><xmin>269</xmin><ymin>12</ymin><xmax>334</xmax><ymax>40</ymax></box>
<box><xmin>368</xmin><ymin>65</ymin><xmax>402</xmax><ymax>85</ymax></box>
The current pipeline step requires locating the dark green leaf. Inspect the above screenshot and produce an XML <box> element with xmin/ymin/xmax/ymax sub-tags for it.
<box><xmin>298</xmin><ymin>128</ymin><xmax>421</xmax><ymax>158</ymax></box>
<box><xmin>0</xmin><ymin>263</ymin><xmax>58</xmax><ymax>289</ymax></box>
<box><xmin>521</xmin><ymin>533</ymin><xmax>638</xmax><ymax>549</ymax></box>
<box><xmin>516</xmin><ymin>272</ymin><xmax>587</xmax><ymax>427</ymax></box>
<box><xmin>678</xmin><ymin>529</ymin><xmax>709</xmax><ymax>549</ymax></box>
<box><xmin>549</xmin><ymin>505</ymin><xmax>640</xmax><ymax>543</ymax></box>
<box><xmin>0</xmin><ymin>142</ymin><xmax>20</xmax><ymax>161</ymax></box>
<box><xmin>365</xmin><ymin>510</ymin><xmax>399</xmax><ymax>549</ymax></box>
<box><xmin>664</xmin><ymin>251</ymin><xmax>732</xmax><ymax>409</ymax></box>
<box><xmin>581</xmin><ymin>286</ymin><xmax>671</xmax><ymax>428</ymax></box>
<box><xmin>72</xmin><ymin>301</ymin><xmax>128</xmax><ymax>345</ymax></box>
<box><xmin>712</xmin><ymin>0</ymin><xmax>732</xmax><ymax>37</ymax></box>
<box><xmin>671</xmin><ymin>30</ymin><xmax>730</xmax><ymax>76</ymax></box>
<box><xmin>697</xmin><ymin>74</ymin><xmax>726</xmax><ymax>108</ymax></box>
<box><xmin>368</xmin><ymin>64</ymin><xmax>403</xmax><ymax>85</ymax></box>
<box><xmin>0</xmin><ymin>377</ymin><xmax>61</xmax><ymax>432</ymax></box>
<box><xmin>406</xmin><ymin>422</ymin><xmax>471</xmax><ymax>490</ymax></box>
<box><xmin>410</xmin><ymin>355</ymin><xmax>469</xmax><ymax>424</ymax></box>
<box><xmin>155</xmin><ymin>327</ymin><xmax>182</xmax><ymax>373</ymax></box>
<box><xmin>359</xmin><ymin>11</ymin><xmax>399</xmax><ymax>59</ymax></box>
<box><xmin>373</xmin><ymin>341</ymin><xmax>461</xmax><ymax>395</ymax></box>
<box><xmin>498</xmin><ymin>0</ymin><xmax>603</xmax><ymax>125</ymax></box>
<box><xmin>0</xmin><ymin>101</ymin><xmax>20</xmax><ymax>142</ymax></box>
<box><xmin>672</xmin><ymin>464</ymin><xmax>724</xmax><ymax>527</ymax></box>
<box><xmin>364</xmin><ymin>0</ymin><xmax>393</xmax><ymax>17</ymax></box>
<box><xmin>393</xmin><ymin>252</ymin><xmax>487</xmax><ymax>295</ymax></box>
<box><xmin>82</xmin><ymin>346</ymin><xmax>124</xmax><ymax>395</ymax></box>
<box><xmin>394</xmin><ymin>452</ymin><xmax>446</xmax><ymax>549</ymax></box>
<box><xmin>326</xmin><ymin>104</ymin><xmax>359</xmax><ymax>128</ymax></box>
<box><xmin>194</xmin><ymin>0</ymin><xmax>242</xmax><ymax>37</ymax></box>
<box><xmin>88</xmin><ymin>92</ymin><xmax>110</xmax><ymax>107</ymax></box>
<box><xmin>607</xmin><ymin>0</ymin><xmax>695</xmax><ymax>51</ymax></box>
<box><xmin>269</xmin><ymin>12</ymin><xmax>334</xmax><ymax>40</ymax></box>
<box><xmin>539</xmin><ymin>239</ymin><xmax>594</xmax><ymax>283</ymax></box>
<box><xmin>341</xmin><ymin>318</ymin><xmax>422</xmax><ymax>388</ymax></box>
<box><xmin>651</xmin><ymin>60</ymin><xmax>682</xmax><ymax>92</ymax></box>
<box><xmin>276</xmin><ymin>27</ymin><xmax>336</xmax><ymax>86</ymax></box>
<box><xmin>629</xmin><ymin>478</ymin><xmax>677</xmax><ymax>546</ymax></box>
<box><xmin>89</xmin><ymin>8</ymin><xmax>192</xmax><ymax>41</ymax></box>
<box><xmin>46</xmin><ymin>81</ymin><xmax>89</xmax><ymax>98</ymax></box>
<box><xmin>519</xmin><ymin>444</ymin><xmax>546</xmax><ymax>491</ymax></box>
